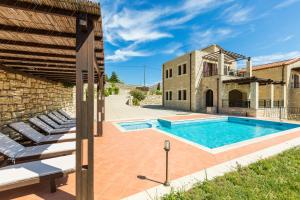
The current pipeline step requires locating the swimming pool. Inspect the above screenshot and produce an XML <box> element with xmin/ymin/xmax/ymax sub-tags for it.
<box><xmin>117</xmin><ymin>117</ymin><xmax>300</xmax><ymax>149</ymax></box>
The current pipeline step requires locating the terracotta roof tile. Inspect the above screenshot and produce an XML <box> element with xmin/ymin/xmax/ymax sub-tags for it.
<box><xmin>252</xmin><ymin>57</ymin><xmax>300</xmax><ymax>71</ymax></box>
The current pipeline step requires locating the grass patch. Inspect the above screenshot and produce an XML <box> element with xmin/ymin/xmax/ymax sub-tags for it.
<box><xmin>163</xmin><ymin>147</ymin><xmax>300</xmax><ymax>200</ymax></box>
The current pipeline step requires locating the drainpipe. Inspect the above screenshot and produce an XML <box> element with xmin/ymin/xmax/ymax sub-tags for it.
<box><xmin>162</xmin><ymin>64</ymin><xmax>165</xmax><ymax>107</ymax></box>
<box><xmin>217</xmin><ymin>78</ymin><xmax>219</xmax><ymax>113</ymax></box>
<box><xmin>189</xmin><ymin>53</ymin><xmax>192</xmax><ymax>111</ymax></box>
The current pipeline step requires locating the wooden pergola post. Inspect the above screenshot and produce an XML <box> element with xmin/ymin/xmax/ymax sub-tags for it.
<box><xmin>96</xmin><ymin>71</ymin><xmax>105</xmax><ymax>136</ymax></box>
<box><xmin>76</xmin><ymin>14</ymin><xmax>95</xmax><ymax>200</ymax></box>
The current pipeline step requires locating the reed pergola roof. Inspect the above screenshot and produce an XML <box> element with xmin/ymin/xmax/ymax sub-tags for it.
<box><xmin>0</xmin><ymin>0</ymin><xmax>104</xmax><ymax>84</ymax></box>
<box><xmin>203</xmin><ymin>49</ymin><xmax>248</xmax><ymax>63</ymax></box>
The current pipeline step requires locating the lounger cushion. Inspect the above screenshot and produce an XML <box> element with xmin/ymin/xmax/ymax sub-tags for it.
<box><xmin>0</xmin><ymin>155</ymin><xmax>75</xmax><ymax>192</ymax></box>
<box><xmin>0</xmin><ymin>132</ymin><xmax>25</xmax><ymax>158</ymax></box>
<box><xmin>29</xmin><ymin>117</ymin><xmax>76</xmax><ymax>135</ymax></box>
<box><xmin>15</xmin><ymin>142</ymin><xmax>75</xmax><ymax>158</ymax></box>
<box><xmin>40</xmin><ymin>134</ymin><xmax>76</xmax><ymax>143</ymax></box>
<box><xmin>58</xmin><ymin>110</ymin><xmax>75</xmax><ymax>120</ymax></box>
<box><xmin>53</xmin><ymin>111</ymin><xmax>76</xmax><ymax>123</ymax></box>
<box><xmin>39</xmin><ymin>115</ymin><xmax>74</xmax><ymax>129</ymax></box>
<box><xmin>9</xmin><ymin>122</ymin><xmax>76</xmax><ymax>144</ymax></box>
<box><xmin>9</xmin><ymin>122</ymin><xmax>45</xmax><ymax>143</ymax></box>
<box><xmin>48</xmin><ymin>113</ymin><xmax>76</xmax><ymax>126</ymax></box>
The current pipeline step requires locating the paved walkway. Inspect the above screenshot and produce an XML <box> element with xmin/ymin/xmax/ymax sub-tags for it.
<box><xmin>105</xmin><ymin>90</ymin><xmax>192</xmax><ymax>121</ymax></box>
<box><xmin>2</xmin><ymin>114</ymin><xmax>300</xmax><ymax>200</ymax></box>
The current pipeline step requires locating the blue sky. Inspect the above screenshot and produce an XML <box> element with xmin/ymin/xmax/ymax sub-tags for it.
<box><xmin>99</xmin><ymin>0</ymin><xmax>300</xmax><ymax>85</ymax></box>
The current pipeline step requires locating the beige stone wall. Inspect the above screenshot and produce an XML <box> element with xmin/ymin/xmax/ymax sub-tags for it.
<box><xmin>0</xmin><ymin>69</ymin><xmax>75</xmax><ymax>129</ymax></box>
<box><xmin>163</xmin><ymin>53</ymin><xmax>191</xmax><ymax>111</ymax></box>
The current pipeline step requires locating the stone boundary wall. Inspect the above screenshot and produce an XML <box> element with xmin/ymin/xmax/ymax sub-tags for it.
<box><xmin>0</xmin><ymin>69</ymin><xmax>75</xmax><ymax>132</ymax></box>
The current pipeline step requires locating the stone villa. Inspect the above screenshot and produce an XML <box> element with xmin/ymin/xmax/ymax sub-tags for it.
<box><xmin>162</xmin><ymin>44</ymin><xmax>300</xmax><ymax>117</ymax></box>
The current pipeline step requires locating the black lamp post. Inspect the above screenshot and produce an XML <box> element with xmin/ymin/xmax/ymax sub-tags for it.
<box><xmin>164</xmin><ymin>140</ymin><xmax>171</xmax><ymax>186</ymax></box>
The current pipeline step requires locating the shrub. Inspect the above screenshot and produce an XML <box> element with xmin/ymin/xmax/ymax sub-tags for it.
<box><xmin>132</xmin><ymin>98</ymin><xmax>140</xmax><ymax>106</ymax></box>
<box><xmin>130</xmin><ymin>89</ymin><xmax>146</xmax><ymax>101</ymax></box>
<box><xmin>155</xmin><ymin>90</ymin><xmax>162</xmax><ymax>95</ymax></box>
<box><xmin>114</xmin><ymin>87</ymin><xmax>119</xmax><ymax>95</ymax></box>
<box><xmin>104</xmin><ymin>89</ymin><xmax>110</xmax><ymax>97</ymax></box>
<box><xmin>108</xmin><ymin>87</ymin><xmax>113</xmax><ymax>95</ymax></box>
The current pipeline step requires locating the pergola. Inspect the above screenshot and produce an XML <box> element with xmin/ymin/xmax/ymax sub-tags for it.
<box><xmin>0</xmin><ymin>0</ymin><xmax>104</xmax><ymax>199</ymax></box>
<box><xmin>203</xmin><ymin>49</ymin><xmax>248</xmax><ymax>63</ymax></box>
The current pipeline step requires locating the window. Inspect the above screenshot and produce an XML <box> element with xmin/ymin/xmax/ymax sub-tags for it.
<box><xmin>166</xmin><ymin>70</ymin><xmax>168</xmax><ymax>78</ymax></box>
<box><xmin>183</xmin><ymin>64</ymin><xmax>187</xmax><ymax>74</ymax></box>
<box><xmin>178</xmin><ymin>65</ymin><xmax>182</xmax><ymax>75</ymax></box>
<box><xmin>169</xmin><ymin>69</ymin><xmax>173</xmax><ymax>78</ymax></box>
<box><xmin>294</xmin><ymin>74</ymin><xmax>299</xmax><ymax>88</ymax></box>
<box><xmin>165</xmin><ymin>92</ymin><xmax>168</xmax><ymax>100</ymax></box>
<box><xmin>178</xmin><ymin>90</ymin><xmax>182</xmax><ymax>100</ymax></box>
<box><xmin>183</xmin><ymin>90</ymin><xmax>187</xmax><ymax>100</ymax></box>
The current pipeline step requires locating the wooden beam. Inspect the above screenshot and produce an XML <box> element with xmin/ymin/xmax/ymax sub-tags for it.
<box><xmin>0</xmin><ymin>24</ymin><xmax>75</xmax><ymax>38</ymax></box>
<box><xmin>0</xmin><ymin>49</ymin><xmax>75</xmax><ymax>58</ymax></box>
<box><xmin>2</xmin><ymin>61</ymin><xmax>75</xmax><ymax>68</ymax></box>
<box><xmin>0</xmin><ymin>56</ymin><xmax>76</xmax><ymax>64</ymax></box>
<box><xmin>6</xmin><ymin>65</ymin><xmax>75</xmax><ymax>71</ymax></box>
<box><xmin>0</xmin><ymin>24</ymin><xmax>103</xmax><ymax>40</ymax></box>
<box><xmin>0</xmin><ymin>49</ymin><xmax>104</xmax><ymax>60</ymax></box>
<box><xmin>18</xmin><ymin>69</ymin><xmax>75</xmax><ymax>74</ymax></box>
<box><xmin>0</xmin><ymin>39</ymin><xmax>75</xmax><ymax>50</ymax></box>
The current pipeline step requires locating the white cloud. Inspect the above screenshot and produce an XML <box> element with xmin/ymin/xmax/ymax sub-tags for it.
<box><xmin>162</xmin><ymin>42</ymin><xmax>183</xmax><ymax>54</ymax></box>
<box><xmin>252</xmin><ymin>51</ymin><xmax>300</xmax><ymax>65</ymax></box>
<box><xmin>222</xmin><ymin>4</ymin><xmax>253</xmax><ymax>24</ymax></box>
<box><xmin>102</xmin><ymin>0</ymin><xmax>231</xmax><ymax>45</ymax></box>
<box><xmin>106</xmin><ymin>43</ymin><xmax>152</xmax><ymax>62</ymax></box>
<box><xmin>189</xmin><ymin>27</ymin><xmax>235</xmax><ymax>48</ymax></box>
<box><xmin>278</xmin><ymin>35</ymin><xmax>294</xmax><ymax>42</ymax></box>
<box><xmin>274</xmin><ymin>0</ymin><xmax>300</xmax><ymax>9</ymax></box>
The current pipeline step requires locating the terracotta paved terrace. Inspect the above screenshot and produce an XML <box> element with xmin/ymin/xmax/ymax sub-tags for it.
<box><xmin>1</xmin><ymin>114</ymin><xmax>300</xmax><ymax>200</ymax></box>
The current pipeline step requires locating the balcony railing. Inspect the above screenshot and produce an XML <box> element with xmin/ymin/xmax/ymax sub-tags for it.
<box><xmin>274</xmin><ymin>100</ymin><xmax>284</xmax><ymax>107</ymax></box>
<box><xmin>203</xmin><ymin>69</ymin><xmax>218</xmax><ymax>77</ymax></box>
<box><xmin>225</xmin><ymin>69</ymin><xmax>247</xmax><ymax>77</ymax></box>
<box><xmin>259</xmin><ymin>100</ymin><xmax>285</xmax><ymax>108</ymax></box>
<box><xmin>292</xmin><ymin>82</ymin><xmax>300</xmax><ymax>88</ymax></box>
<box><xmin>222</xmin><ymin>99</ymin><xmax>251</xmax><ymax>108</ymax></box>
<box><xmin>259</xmin><ymin>99</ymin><xmax>271</xmax><ymax>108</ymax></box>
<box><xmin>203</xmin><ymin>68</ymin><xmax>247</xmax><ymax>77</ymax></box>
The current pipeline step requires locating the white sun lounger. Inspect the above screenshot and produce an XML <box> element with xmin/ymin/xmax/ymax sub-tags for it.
<box><xmin>38</xmin><ymin>115</ymin><xmax>75</xmax><ymax>129</ymax></box>
<box><xmin>29</xmin><ymin>117</ymin><xmax>76</xmax><ymax>135</ymax></box>
<box><xmin>0</xmin><ymin>132</ymin><xmax>75</xmax><ymax>164</ymax></box>
<box><xmin>58</xmin><ymin>110</ymin><xmax>75</xmax><ymax>120</ymax></box>
<box><xmin>0</xmin><ymin>155</ymin><xmax>75</xmax><ymax>193</ymax></box>
<box><xmin>9</xmin><ymin>122</ymin><xmax>76</xmax><ymax>144</ymax></box>
<box><xmin>48</xmin><ymin>112</ymin><xmax>76</xmax><ymax>126</ymax></box>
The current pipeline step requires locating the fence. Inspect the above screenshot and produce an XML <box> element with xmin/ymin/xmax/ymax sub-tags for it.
<box><xmin>263</xmin><ymin>107</ymin><xmax>300</xmax><ymax>121</ymax></box>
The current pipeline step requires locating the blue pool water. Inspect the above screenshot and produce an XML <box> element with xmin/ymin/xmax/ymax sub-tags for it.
<box><xmin>118</xmin><ymin>121</ymin><xmax>155</xmax><ymax>131</ymax></box>
<box><xmin>118</xmin><ymin>117</ymin><xmax>300</xmax><ymax>149</ymax></box>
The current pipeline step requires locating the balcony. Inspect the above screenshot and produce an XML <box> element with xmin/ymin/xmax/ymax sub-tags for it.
<box><xmin>203</xmin><ymin>68</ymin><xmax>247</xmax><ymax>78</ymax></box>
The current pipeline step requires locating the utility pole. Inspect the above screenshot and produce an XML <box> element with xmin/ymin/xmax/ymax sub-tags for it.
<box><xmin>144</xmin><ymin>65</ymin><xmax>146</xmax><ymax>87</ymax></box>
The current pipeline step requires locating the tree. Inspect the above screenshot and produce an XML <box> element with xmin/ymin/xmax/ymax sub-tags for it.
<box><xmin>109</xmin><ymin>71</ymin><xmax>120</xmax><ymax>83</ymax></box>
<box><xmin>157</xmin><ymin>83</ymin><xmax>161</xmax><ymax>91</ymax></box>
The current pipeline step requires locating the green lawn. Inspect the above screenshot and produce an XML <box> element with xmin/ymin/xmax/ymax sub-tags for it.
<box><xmin>163</xmin><ymin>147</ymin><xmax>300</xmax><ymax>200</ymax></box>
